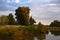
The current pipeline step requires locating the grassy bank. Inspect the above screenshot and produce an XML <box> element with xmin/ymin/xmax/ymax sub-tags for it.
<box><xmin>0</xmin><ymin>25</ymin><xmax>35</xmax><ymax>40</ymax></box>
<box><xmin>0</xmin><ymin>25</ymin><xmax>59</xmax><ymax>40</ymax></box>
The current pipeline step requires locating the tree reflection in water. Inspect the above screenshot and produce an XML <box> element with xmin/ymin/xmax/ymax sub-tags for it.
<box><xmin>46</xmin><ymin>31</ymin><xmax>60</xmax><ymax>40</ymax></box>
<box><xmin>50</xmin><ymin>31</ymin><xmax>60</xmax><ymax>36</ymax></box>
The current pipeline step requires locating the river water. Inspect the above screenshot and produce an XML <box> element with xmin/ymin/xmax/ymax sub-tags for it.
<box><xmin>46</xmin><ymin>31</ymin><xmax>60</xmax><ymax>40</ymax></box>
<box><xmin>34</xmin><ymin>31</ymin><xmax>60</xmax><ymax>40</ymax></box>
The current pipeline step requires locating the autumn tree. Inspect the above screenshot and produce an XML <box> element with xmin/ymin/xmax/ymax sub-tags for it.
<box><xmin>49</xmin><ymin>20</ymin><xmax>60</xmax><ymax>27</ymax></box>
<box><xmin>15</xmin><ymin>6</ymin><xmax>30</xmax><ymax>26</ymax></box>
<box><xmin>29</xmin><ymin>16</ymin><xmax>36</xmax><ymax>25</ymax></box>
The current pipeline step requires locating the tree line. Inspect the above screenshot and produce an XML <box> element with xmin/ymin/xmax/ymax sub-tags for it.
<box><xmin>0</xmin><ymin>6</ymin><xmax>36</xmax><ymax>25</ymax></box>
<box><xmin>0</xmin><ymin>6</ymin><xmax>60</xmax><ymax>27</ymax></box>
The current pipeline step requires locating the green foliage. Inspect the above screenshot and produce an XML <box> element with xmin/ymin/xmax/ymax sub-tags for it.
<box><xmin>50</xmin><ymin>20</ymin><xmax>60</xmax><ymax>27</ymax></box>
<box><xmin>15</xmin><ymin>6</ymin><xmax>30</xmax><ymax>26</ymax></box>
<box><xmin>7</xmin><ymin>13</ymin><xmax>16</xmax><ymax>25</ymax></box>
<box><xmin>0</xmin><ymin>15</ymin><xmax>9</xmax><ymax>25</ymax></box>
<box><xmin>0</xmin><ymin>13</ymin><xmax>17</xmax><ymax>25</ymax></box>
<box><xmin>29</xmin><ymin>16</ymin><xmax>36</xmax><ymax>25</ymax></box>
<box><xmin>38</xmin><ymin>22</ymin><xmax>43</xmax><ymax>27</ymax></box>
<box><xmin>37</xmin><ymin>22</ymin><xmax>44</xmax><ymax>30</ymax></box>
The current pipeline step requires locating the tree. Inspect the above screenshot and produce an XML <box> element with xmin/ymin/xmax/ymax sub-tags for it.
<box><xmin>15</xmin><ymin>6</ymin><xmax>30</xmax><ymax>26</ymax></box>
<box><xmin>50</xmin><ymin>20</ymin><xmax>60</xmax><ymax>27</ymax></box>
<box><xmin>29</xmin><ymin>16</ymin><xmax>36</xmax><ymax>25</ymax></box>
<box><xmin>0</xmin><ymin>15</ymin><xmax>9</xmax><ymax>25</ymax></box>
<box><xmin>7</xmin><ymin>13</ymin><xmax>15</xmax><ymax>25</ymax></box>
<box><xmin>37</xmin><ymin>22</ymin><xmax>44</xmax><ymax>29</ymax></box>
<box><xmin>38</xmin><ymin>22</ymin><xmax>42</xmax><ymax>27</ymax></box>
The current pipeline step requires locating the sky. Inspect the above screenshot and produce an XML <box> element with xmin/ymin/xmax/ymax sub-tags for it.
<box><xmin>0</xmin><ymin>0</ymin><xmax>60</xmax><ymax>25</ymax></box>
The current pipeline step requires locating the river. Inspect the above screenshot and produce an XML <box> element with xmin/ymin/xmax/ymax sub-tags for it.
<box><xmin>46</xmin><ymin>31</ymin><xmax>60</xmax><ymax>40</ymax></box>
<box><xmin>34</xmin><ymin>31</ymin><xmax>60</xmax><ymax>40</ymax></box>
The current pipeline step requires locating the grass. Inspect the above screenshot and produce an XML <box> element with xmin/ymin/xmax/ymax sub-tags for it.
<box><xmin>0</xmin><ymin>25</ymin><xmax>35</xmax><ymax>40</ymax></box>
<box><xmin>0</xmin><ymin>25</ymin><xmax>60</xmax><ymax>40</ymax></box>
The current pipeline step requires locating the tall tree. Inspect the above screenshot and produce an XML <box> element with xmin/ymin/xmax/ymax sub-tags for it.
<box><xmin>29</xmin><ymin>16</ymin><xmax>36</xmax><ymax>25</ymax></box>
<box><xmin>15</xmin><ymin>6</ymin><xmax>30</xmax><ymax>26</ymax></box>
<box><xmin>8</xmin><ymin>13</ymin><xmax>15</xmax><ymax>25</ymax></box>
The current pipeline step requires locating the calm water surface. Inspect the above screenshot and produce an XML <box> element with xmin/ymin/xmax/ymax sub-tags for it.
<box><xmin>46</xmin><ymin>31</ymin><xmax>60</xmax><ymax>40</ymax></box>
<box><xmin>34</xmin><ymin>31</ymin><xmax>60</xmax><ymax>40</ymax></box>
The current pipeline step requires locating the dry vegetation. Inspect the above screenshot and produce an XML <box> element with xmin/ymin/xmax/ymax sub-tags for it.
<box><xmin>0</xmin><ymin>25</ymin><xmax>34</xmax><ymax>40</ymax></box>
<box><xmin>0</xmin><ymin>25</ymin><xmax>59</xmax><ymax>40</ymax></box>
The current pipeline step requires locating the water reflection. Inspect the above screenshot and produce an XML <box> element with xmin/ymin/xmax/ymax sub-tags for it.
<box><xmin>34</xmin><ymin>37</ymin><xmax>38</xmax><ymax>40</ymax></box>
<box><xmin>51</xmin><ymin>31</ymin><xmax>60</xmax><ymax>36</ymax></box>
<box><xmin>34</xmin><ymin>31</ymin><xmax>60</xmax><ymax>40</ymax></box>
<box><xmin>46</xmin><ymin>31</ymin><xmax>60</xmax><ymax>40</ymax></box>
<box><xmin>48</xmin><ymin>31</ymin><xmax>52</xmax><ymax>35</ymax></box>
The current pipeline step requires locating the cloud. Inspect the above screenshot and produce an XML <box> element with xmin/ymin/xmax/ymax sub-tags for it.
<box><xmin>0</xmin><ymin>11</ymin><xmax>15</xmax><ymax>16</ymax></box>
<box><xmin>30</xmin><ymin>3</ymin><xmax>60</xmax><ymax>20</ymax></box>
<box><xmin>7</xmin><ymin>0</ymin><xmax>32</xmax><ymax>4</ymax></box>
<box><xmin>0</xmin><ymin>0</ymin><xmax>60</xmax><ymax>11</ymax></box>
<box><xmin>29</xmin><ymin>0</ymin><xmax>60</xmax><ymax>25</ymax></box>
<box><xmin>7</xmin><ymin>0</ymin><xmax>20</xmax><ymax>3</ymax></box>
<box><xmin>15</xmin><ymin>0</ymin><xmax>20</xmax><ymax>3</ymax></box>
<box><xmin>48</xmin><ymin>4</ymin><xmax>57</xmax><ymax>6</ymax></box>
<box><xmin>0</xmin><ymin>4</ymin><xmax>16</xmax><ymax>11</ymax></box>
<box><xmin>50</xmin><ymin>0</ymin><xmax>60</xmax><ymax>3</ymax></box>
<box><xmin>0</xmin><ymin>0</ymin><xmax>32</xmax><ymax>11</ymax></box>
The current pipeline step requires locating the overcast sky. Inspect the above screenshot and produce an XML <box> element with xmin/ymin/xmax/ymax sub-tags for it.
<box><xmin>0</xmin><ymin>0</ymin><xmax>60</xmax><ymax>25</ymax></box>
